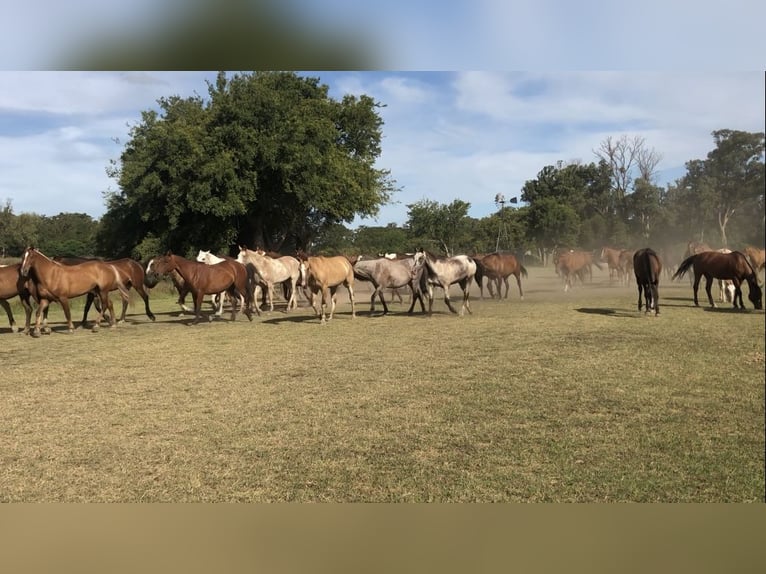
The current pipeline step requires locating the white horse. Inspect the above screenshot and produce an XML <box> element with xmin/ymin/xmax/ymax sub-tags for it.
<box><xmin>412</xmin><ymin>249</ymin><xmax>476</xmax><ymax>316</ymax></box>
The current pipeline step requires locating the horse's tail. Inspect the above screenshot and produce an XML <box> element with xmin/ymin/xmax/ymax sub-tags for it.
<box><xmin>110</xmin><ymin>265</ymin><xmax>131</xmax><ymax>301</ymax></box>
<box><xmin>519</xmin><ymin>264</ymin><xmax>528</xmax><ymax>278</ymax></box>
<box><xmin>244</xmin><ymin>263</ymin><xmax>257</xmax><ymax>307</ymax></box>
<box><xmin>672</xmin><ymin>254</ymin><xmax>695</xmax><ymax>281</ymax></box>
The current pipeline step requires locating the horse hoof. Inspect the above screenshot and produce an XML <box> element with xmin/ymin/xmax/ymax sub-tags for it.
<box><xmin>10</xmin><ymin>326</ymin><xmax>18</xmax><ymax>334</ymax></box>
<box><xmin>91</xmin><ymin>325</ymin><xmax>99</xmax><ymax>332</ymax></box>
<box><xmin>31</xmin><ymin>329</ymin><xmax>41</xmax><ymax>338</ymax></box>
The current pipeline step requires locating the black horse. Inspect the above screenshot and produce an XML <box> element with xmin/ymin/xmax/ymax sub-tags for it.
<box><xmin>633</xmin><ymin>248</ymin><xmax>662</xmax><ymax>316</ymax></box>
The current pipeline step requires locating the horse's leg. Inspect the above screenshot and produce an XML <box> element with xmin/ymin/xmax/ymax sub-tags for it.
<box><xmin>79</xmin><ymin>292</ymin><xmax>94</xmax><ymax>328</ymax></box>
<box><xmin>20</xmin><ymin>293</ymin><xmax>33</xmax><ymax>334</ymax></box>
<box><xmin>461</xmin><ymin>278</ymin><xmax>473</xmax><ymax>315</ymax></box>
<box><xmin>136</xmin><ymin>284</ymin><xmax>156</xmax><ymax>321</ymax></box>
<box><xmin>652</xmin><ymin>282</ymin><xmax>660</xmax><ymax>315</ymax></box>
<box><xmin>58</xmin><ymin>297</ymin><xmax>76</xmax><ymax>333</ymax></box>
<box><xmin>32</xmin><ymin>298</ymin><xmax>51</xmax><ymax>337</ymax></box>
<box><xmin>692</xmin><ymin>274</ymin><xmax>702</xmax><ymax>307</ymax></box>
<box><xmin>637</xmin><ymin>283</ymin><xmax>643</xmax><ymax>312</ymax></box>
<box><xmin>731</xmin><ymin>279</ymin><xmax>743</xmax><ymax>309</ymax></box>
<box><xmin>0</xmin><ymin>299</ymin><xmax>16</xmax><ymax>333</ymax></box>
<box><xmin>320</xmin><ymin>284</ymin><xmax>330</xmax><ymax>323</ymax></box>
<box><xmin>703</xmin><ymin>275</ymin><xmax>715</xmax><ymax>308</ymax></box>
<box><xmin>346</xmin><ymin>281</ymin><xmax>355</xmax><ymax>319</ymax></box>
<box><xmin>442</xmin><ymin>283</ymin><xmax>458</xmax><ymax>315</ymax></box>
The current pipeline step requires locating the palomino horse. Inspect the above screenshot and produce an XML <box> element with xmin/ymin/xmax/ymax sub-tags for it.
<box><xmin>632</xmin><ymin>248</ymin><xmax>662</xmax><ymax>316</ymax></box>
<box><xmin>237</xmin><ymin>246</ymin><xmax>301</xmax><ymax>312</ymax></box>
<box><xmin>0</xmin><ymin>263</ymin><xmax>33</xmax><ymax>333</ymax></box>
<box><xmin>298</xmin><ymin>254</ymin><xmax>356</xmax><ymax>324</ymax></box>
<box><xmin>672</xmin><ymin>250</ymin><xmax>763</xmax><ymax>310</ymax></box>
<box><xmin>474</xmin><ymin>252</ymin><xmax>528</xmax><ymax>300</ymax></box>
<box><xmin>54</xmin><ymin>256</ymin><xmax>155</xmax><ymax>326</ymax></box>
<box><xmin>743</xmin><ymin>245</ymin><xmax>765</xmax><ymax>279</ymax></box>
<box><xmin>413</xmin><ymin>249</ymin><xmax>476</xmax><ymax>316</ymax></box>
<box><xmin>556</xmin><ymin>250</ymin><xmax>602</xmax><ymax>292</ymax></box>
<box><xmin>20</xmin><ymin>247</ymin><xmax>129</xmax><ymax>337</ymax></box>
<box><xmin>149</xmin><ymin>252</ymin><xmax>255</xmax><ymax>323</ymax></box>
<box><xmin>352</xmin><ymin>255</ymin><xmax>426</xmax><ymax>315</ymax></box>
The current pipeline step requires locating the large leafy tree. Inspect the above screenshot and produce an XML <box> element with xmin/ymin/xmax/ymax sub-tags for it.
<box><xmin>405</xmin><ymin>198</ymin><xmax>472</xmax><ymax>256</ymax></box>
<box><xmin>98</xmin><ymin>71</ymin><xmax>396</xmax><ymax>258</ymax></box>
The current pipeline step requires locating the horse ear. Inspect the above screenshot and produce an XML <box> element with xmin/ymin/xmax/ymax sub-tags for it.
<box><xmin>165</xmin><ymin>250</ymin><xmax>172</xmax><ymax>256</ymax></box>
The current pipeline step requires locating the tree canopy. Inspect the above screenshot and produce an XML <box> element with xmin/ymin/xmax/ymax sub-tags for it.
<box><xmin>97</xmin><ymin>71</ymin><xmax>396</xmax><ymax>258</ymax></box>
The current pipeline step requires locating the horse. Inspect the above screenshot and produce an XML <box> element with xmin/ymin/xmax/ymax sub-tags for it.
<box><xmin>412</xmin><ymin>249</ymin><xmax>476</xmax><ymax>316</ymax></box>
<box><xmin>0</xmin><ymin>263</ymin><xmax>34</xmax><ymax>333</ymax></box>
<box><xmin>474</xmin><ymin>252</ymin><xmax>528</xmax><ymax>300</ymax></box>
<box><xmin>672</xmin><ymin>250</ymin><xmax>763</xmax><ymax>310</ymax></box>
<box><xmin>743</xmin><ymin>245</ymin><xmax>765</xmax><ymax>279</ymax></box>
<box><xmin>195</xmin><ymin>250</ymin><xmax>235</xmax><ymax>316</ymax></box>
<box><xmin>618</xmin><ymin>249</ymin><xmax>635</xmax><ymax>286</ymax></box>
<box><xmin>20</xmin><ymin>247</ymin><xmax>129</xmax><ymax>337</ymax></box>
<box><xmin>600</xmin><ymin>246</ymin><xmax>627</xmax><ymax>284</ymax></box>
<box><xmin>683</xmin><ymin>241</ymin><xmax>712</xmax><ymax>286</ymax></box>
<box><xmin>299</xmin><ymin>254</ymin><xmax>356</xmax><ymax>324</ymax></box>
<box><xmin>556</xmin><ymin>250</ymin><xmax>602</xmax><ymax>292</ymax></box>
<box><xmin>236</xmin><ymin>246</ymin><xmax>301</xmax><ymax>312</ymax></box>
<box><xmin>632</xmin><ymin>248</ymin><xmax>662</xmax><ymax>316</ymax></box>
<box><xmin>352</xmin><ymin>255</ymin><xmax>426</xmax><ymax>315</ymax></box>
<box><xmin>149</xmin><ymin>252</ymin><xmax>255</xmax><ymax>323</ymax></box>
<box><xmin>54</xmin><ymin>256</ymin><xmax>156</xmax><ymax>326</ymax></box>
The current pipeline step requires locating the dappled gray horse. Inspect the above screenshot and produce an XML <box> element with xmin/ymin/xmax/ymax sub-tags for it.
<box><xmin>353</xmin><ymin>255</ymin><xmax>426</xmax><ymax>315</ymax></box>
<box><xmin>412</xmin><ymin>249</ymin><xmax>477</xmax><ymax>316</ymax></box>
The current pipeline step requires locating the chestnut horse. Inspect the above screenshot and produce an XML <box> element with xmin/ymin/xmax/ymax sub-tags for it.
<box><xmin>149</xmin><ymin>252</ymin><xmax>255</xmax><ymax>323</ymax></box>
<box><xmin>743</xmin><ymin>245</ymin><xmax>765</xmax><ymax>277</ymax></box>
<box><xmin>672</xmin><ymin>250</ymin><xmax>763</xmax><ymax>310</ymax></box>
<box><xmin>632</xmin><ymin>248</ymin><xmax>662</xmax><ymax>316</ymax></box>
<box><xmin>556</xmin><ymin>250</ymin><xmax>602</xmax><ymax>292</ymax></box>
<box><xmin>0</xmin><ymin>264</ymin><xmax>33</xmax><ymax>333</ymax></box>
<box><xmin>20</xmin><ymin>247</ymin><xmax>129</xmax><ymax>337</ymax></box>
<box><xmin>298</xmin><ymin>254</ymin><xmax>356</xmax><ymax>324</ymax></box>
<box><xmin>474</xmin><ymin>252</ymin><xmax>528</xmax><ymax>300</ymax></box>
<box><xmin>54</xmin><ymin>256</ymin><xmax>155</xmax><ymax>326</ymax></box>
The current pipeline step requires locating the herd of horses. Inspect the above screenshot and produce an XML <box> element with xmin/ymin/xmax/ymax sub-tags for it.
<box><xmin>1</xmin><ymin>241</ymin><xmax>763</xmax><ymax>335</ymax></box>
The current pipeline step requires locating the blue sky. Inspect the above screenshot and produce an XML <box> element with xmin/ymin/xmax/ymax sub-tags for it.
<box><xmin>1</xmin><ymin>71</ymin><xmax>762</xmax><ymax>228</ymax></box>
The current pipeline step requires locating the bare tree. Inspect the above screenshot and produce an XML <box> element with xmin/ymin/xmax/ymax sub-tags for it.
<box><xmin>594</xmin><ymin>134</ymin><xmax>661</xmax><ymax>194</ymax></box>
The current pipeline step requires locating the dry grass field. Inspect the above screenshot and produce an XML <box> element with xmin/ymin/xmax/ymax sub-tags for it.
<box><xmin>0</xmin><ymin>264</ymin><xmax>763</xmax><ymax>502</ymax></box>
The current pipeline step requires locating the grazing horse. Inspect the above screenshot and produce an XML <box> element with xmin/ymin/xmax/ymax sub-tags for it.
<box><xmin>149</xmin><ymin>252</ymin><xmax>255</xmax><ymax>323</ymax></box>
<box><xmin>474</xmin><ymin>252</ymin><xmax>528</xmax><ymax>300</ymax></box>
<box><xmin>352</xmin><ymin>255</ymin><xmax>426</xmax><ymax>315</ymax></box>
<box><xmin>20</xmin><ymin>247</ymin><xmax>129</xmax><ymax>337</ymax></box>
<box><xmin>632</xmin><ymin>248</ymin><xmax>662</xmax><ymax>316</ymax></box>
<box><xmin>299</xmin><ymin>254</ymin><xmax>356</xmax><ymax>324</ymax></box>
<box><xmin>237</xmin><ymin>246</ymin><xmax>301</xmax><ymax>312</ymax></box>
<box><xmin>672</xmin><ymin>250</ymin><xmax>763</xmax><ymax>310</ymax></box>
<box><xmin>557</xmin><ymin>250</ymin><xmax>602</xmax><ymax>292</ymax></box>
<box><xmin>54</xmin><ymin>256</ymin><xmax>155</xmax><ymax>326</ymax></box>
<box><xmin>0</xmin><ymin>264</ymin><xmax>34</xmax><ymax>333</ymax></box>
<box><xmin>413</xmin><ymin>249</ymin><xmax>476</xmax><ymax>316</ymax></box>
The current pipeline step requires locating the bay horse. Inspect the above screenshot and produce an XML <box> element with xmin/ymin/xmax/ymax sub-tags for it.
<box><xmin>20</xmin><ymin>247</ymin><xmax>129</xmax><ymax>337</ymax></box>
<box><xmin>632</xmin><ymin>248</ymin><xmax>662</xmax><ymax>316</ymax></box>
<box><xmin>672</xmin><ymin>250</ymin><xmax>763</xmax><ymax>310</ymax></box>
<box><xmin>237</xmin><ymin>246</ymin><xmax>301</xmax><ymax>312</ymax></box>
<box><xmin>352</xmin><ymin>255</ymin><xmax>426</xmax><ymax>315</ymax></box>
<box><xmin>556</xmin><ymin>250</ymin><xmax>602</xmax><ymax>292</ymax></box>
<box><xmin>413</xmin><ymin>249</ymin><xmax>476</xmax><ymax>316</ymax></box>
<box><xmin>298</xmin><ymin>254</ymin><xmax>356</xmax><ymax>324</ymax></box>
<box><xmin>54</xmin><ymin>256</ymin><xmax>155</xmax><ymax>326</ymax></box>
<box><xmin>149</xmin><ymin>252</ymin><xmax>255</xmax><ymax>323</ymax></box>
<box><xmin>474</xmin><ymin>252</ymin><xmax>528</xmax><ymax>300</ymax></box>
<box><xmin>0</xmin><ymin>263</ymin><xmax>33</xmax><ymax>333</ymax></box>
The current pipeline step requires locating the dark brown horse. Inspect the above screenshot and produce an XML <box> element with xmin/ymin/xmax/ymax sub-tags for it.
<box><xmin>633</xmin><ymin>248</ymin><xmax>662</xmax><ymax>316</ymax></box>
<box><xmin>149</xmin><ymin>252</ymin><xmax>255</xmax><ymax>323</ymax></box>
<box><xmin>20</xmin><ymin>247</ymin><xmax>129</xmax><ymax>337</ymax></box>
<box><xmin>54</xmin><ymin>256</ymin><xmax>155</xmax><ymax>326</ymax></box>
<box><xmin>672</xmin><ymin>250</ymin><xmax>763</xmax><ymax>310</ymax></box>
<box><xmin>474</xmin><ymin>252</ymin><xmax>528</xmax><ymax>299</ymax></box>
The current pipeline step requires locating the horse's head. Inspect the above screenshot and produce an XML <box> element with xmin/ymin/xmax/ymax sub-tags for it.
<box><xmin>20</xmin><ymin>247</ymin><xmax>39</xmax><ymax>277</ymax></box>
<box><xmin>150</xmin><ymin>254</ymin><xmax>175</xmax><ymax>275</ymax></box>
<box><xmin>748</xmin><ymin>280</ymin><xmax>763</xmax><ymax>310</ymax></box>
<box><xmin>298</xmin><ymin>260</ymin><xmax>309</xmax><ymax>288</ymax></box>
<box><xmin>196</xmin><ymin>250</ymin><xmax>211</xmax><ymax>263</ymax></box>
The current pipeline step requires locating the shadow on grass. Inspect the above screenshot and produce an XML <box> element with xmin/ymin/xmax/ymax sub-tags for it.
<box><xmin>576</xmin><ymin>307</ymin><xmax>650</xmax><ymax>319</ymax></box>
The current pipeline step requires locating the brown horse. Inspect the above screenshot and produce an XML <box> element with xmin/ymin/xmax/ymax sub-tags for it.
<box><xmin>0</xmin><ymin>264</ymin><xmax>34</xmax><ymax>333</ymax></box>
<box><xmin>474</xmin><ymin>252</ymin><xmax>528</xmax><ymax>300</ymax></box>
<box><xmin>20</xmin><ymin>247</ymin><xmax>129</xmax><ymax>337</ymax></box>
<box><xmin>633</xmin><ymin>248</ymin><xmax>662</xmax><ymax>316</ymax></box>
<box><xmin>556</xmin><ymin>250</ymin><xmax>602</xmax><ymax>291</ymax></box>
<box><xmin>413</xmin><ymin>249</ymin><xmax>476</xmax><ymax>316</ymax></box>
<box><xmin>299</xmin><ymin>254</ymin><xmax>356</xmax><ymax>324</ymax></box>
<box><xmin>600</xmin><ymin>246</ymin><xmax>628</xmax><ymax>284</ymax></box>
<box><xmin>54</xmin><ymin>256</ymin><xmax>155</xmax><ymax>326</ymax></box>
<box><xmin>672</xmin><ymin>250</ymin><xmax>762</xmax><ymax>310</ymax></box>
<box><xmin>149</xmin><ymin>252</ymin><xmax>255</xmax><ymax>323</ymax></box>
<box><xmin>743</xmin><ymin>245</ymin><xmax>765</xmax><ymax>277</ymax></box>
